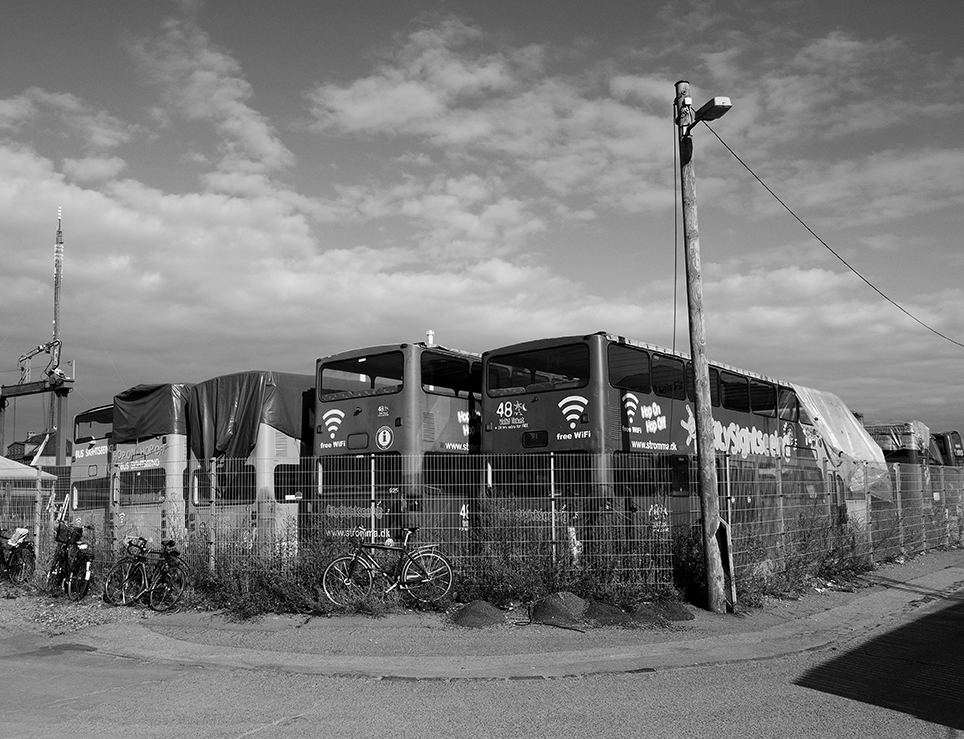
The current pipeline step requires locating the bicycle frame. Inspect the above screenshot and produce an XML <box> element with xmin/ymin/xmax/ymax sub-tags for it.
<box><xmin>321</xmin><ymin>524</ymin><xmax>453</xmax><ymax>607</ymax></box>
<box><xmin>347</xmin><ymin>528</ymin><xmax>434</xmax><ymax>587</ymax></box>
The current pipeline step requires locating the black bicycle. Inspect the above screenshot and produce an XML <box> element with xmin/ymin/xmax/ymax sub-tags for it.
<box><xmin>0</xmin><ymin>527</ymin><xmax>36</xmax><ymax>584</ymax></box>
<box><xmin>46</xmin><ymin>523</ymin><xmax>93</xmax><ymax>600</ymax></box>
<box><xmin>103</xmin><ymin>537</ymin><xmax>189</xmax><ymax>612</ymax></box>
<box><xmin>321</xmin><ymin>526</ymin><xmax>454</xmax><ymax>607</ymax></box>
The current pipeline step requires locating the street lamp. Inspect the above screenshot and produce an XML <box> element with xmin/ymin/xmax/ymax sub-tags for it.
<box><xmin>674</xmin><ymin>80</ymin><xmax>731</xmax><ymax>614</ymax></box>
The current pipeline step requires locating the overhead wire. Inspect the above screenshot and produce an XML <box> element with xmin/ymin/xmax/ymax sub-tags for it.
<box><xmin>702</xmin><ymin>121</ymin><xmax>964</xmax><ymax>350</ymax></box>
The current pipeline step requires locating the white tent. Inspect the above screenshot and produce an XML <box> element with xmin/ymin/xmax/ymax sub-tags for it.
<box><xmin>0</xmin><ymin>456</ymin><xmax>57</xmax><ymax>481</ymax></box>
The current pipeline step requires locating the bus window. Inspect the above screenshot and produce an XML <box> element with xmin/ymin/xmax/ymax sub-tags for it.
<box><xmin>74</xmin><ymin>406</ymin><xmax>112</xmax><ymax>444</ymax></box>
<box><xmin>685</xmin><ymin>362</ymin><xmax>721</xmax><ymax>406</ymax></box>
<box><xmin>720</xmin><ymin>371</ymin><xmax>750</xmax><ymax>412</ymax></box>
<box><xmin>319</xmin><ymin>351</ymin><xmax>404</xmax><ymax>401</ymax></box>
<box><xmin>750</xmin><ymin>380</ymin><xmax>777</xmax><ymax>417</ymax></box>
<box><xmin>119</xmin><ymin>468</ymin><xmax>166</xmax><ymax>506</ymax></box>
<box><xmin>608</xmin><ymin>344</ymin><xmax>650</xmax><ymax>392</ymax></box>
<box><xmin>487</xmin><ymin>343</ymin><xmax>590</xmax><ymax>396</ymax></box>
<box><xmin>192</xmin><ymin>469</ymin><xmax>212</xmax><ymax>506</ymax></box>
<box><xmin>651</xmin><ymin>354</ymin><xmax>686</xmax><ymax>400</ymax></box>
<box><xmin>274</xmin><ymin>463</ymin><xmax>309</xmax><ymax>503</ymax></box>
<box><xmin>73</xmin><ymin>479</ymin><xmax>110</xmax><ymax>510</ymax></box>
<box><xmin>217</xmin><ymin>459</ymin><xmax>256</xmax><ymax>505</ymax></box>
<box><xmin>421</xmin><ymin>351</ymin><xmax>476</xmax><ymax>397</ymax></box>
<box><xmin>777</xmin><ymin>388</ymin><xmax>800</xmax><ymax>422</ymax></box>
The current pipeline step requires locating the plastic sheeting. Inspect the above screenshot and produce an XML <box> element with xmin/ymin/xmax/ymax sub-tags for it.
<box><xmin>187</xmin><ymin>371</ymin><xmax>314</xmax><ymax>463</ymax></box>
<box><xmin>112</xmin><ymin>383</ymin><xmax>194</xmax><ymax>444</ymax></box>
<box><xmin>792</xmin><ymin>384</ymin><xmax>892</xmax><ymax>500</ymax></box>
<box><xmin>863</xmin><ymin>420</ymin><xmax>931</xmax><ymax>454</ymax></box>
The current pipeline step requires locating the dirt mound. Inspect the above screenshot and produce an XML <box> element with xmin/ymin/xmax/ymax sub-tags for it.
<box><xmin>449</xmin><ymin>600</ymin><xmax>508</xmax><ymax>628</ymax></box>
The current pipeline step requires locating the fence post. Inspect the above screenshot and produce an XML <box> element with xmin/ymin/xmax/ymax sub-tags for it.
<box><xmin>893</xmin><ymin>463</ymin><xmax>905</xmax><ymax>556</ymax></box>
<box><xmin>2</xmin><ymin>481</ymin><xmax>10</xmax><ymax>526</ymax></box>
<box><xmin>775</xmin><ymin>455</ymin><xmax>786</xmax><ymax>567</ymax></box>
<box><xmin>34</xmin><ymin>474</ymin><xmax>43</xmax><ymax>543</ymax></box>
<box><xmin>863</xmin><ymin>462</ymin><xmax>874</xmax><ymax>563</ymax></box>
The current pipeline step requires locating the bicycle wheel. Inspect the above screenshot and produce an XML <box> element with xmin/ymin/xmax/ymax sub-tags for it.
<box><xmin>401</xmin><ymin>550</ymin><xmax>454</xmax><ymax>603</ymax></box>
<box><xmin>123</xmin><ymin>562</ymin><xmax>149</xmax><ymax>604</ymax></box>
<box><xmin>103</xmin><ymin>559</ymin><xmax>145</xmax><ymax>605</ymax></box>
<box><xmin>148</xmin><ymin>563</ymin><xmax>188</xmax><ymax>612</ymax></box>
<box><xmin>9</xmin><ymin>545</ymin><xmax>35</xmax><ymax>584</ymax></box>
<box><xmin>46</xmin><ymin>556</ymin><xmax>67</xmax><ymax>594</ymax></box>
<box><xmin>321</xmin><ymin>555</ymin><xmax>374</xmax><ymax>607</ymax></box>
<box><xmin>66</xmin><ymin>556</ymin><xmax>92</xmax><ymax>601</ymax></box>
<box><xmin>103</xmin><ymin>559</ymin><xmax>132</xmax><ymax>604</ymax></box>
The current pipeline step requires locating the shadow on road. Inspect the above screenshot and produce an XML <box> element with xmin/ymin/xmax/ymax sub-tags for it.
<box><xmin>796</xmin><ymin>593</ymin><xmax>964</xmax><ymax>731</ymax></box>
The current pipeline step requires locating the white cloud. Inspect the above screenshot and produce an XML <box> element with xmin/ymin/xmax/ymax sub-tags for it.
<box><xmin>63</xmin><ymin>156</ymin><xmax>127</xmax><ymax>182</ymax></box>
<box><xmin>126</xmin><ymin>17</ymin><xmax>294</xmax><ymax>174</ymax></box>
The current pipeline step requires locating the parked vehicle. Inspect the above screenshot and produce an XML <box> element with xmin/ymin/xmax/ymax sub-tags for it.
<box><xmin>0</xmin><ymin>527</ymin><xmax>35</xmax><ymax>583</ymax></box>
<box><xmin>46</xmin><ymin>522</ymin><xmax>93</xmax><ymax>600</ymax></box>
<box><xmin>103</xmin><ymin>536</ymin><xmax>189</xmax><ymax>612</ymax></box>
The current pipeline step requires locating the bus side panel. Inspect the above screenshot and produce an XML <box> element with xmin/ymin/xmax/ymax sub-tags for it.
<box><xmin>113</xmin><ymin>434</ymin><xmax>189</xmax><ymax>545</ymax></box>
<box><xmin>69</xmin><ymin>441</ymin><xmax>111</xmax><ymax>541</ymax></box>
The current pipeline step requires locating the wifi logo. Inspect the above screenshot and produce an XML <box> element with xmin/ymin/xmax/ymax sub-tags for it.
<box><xmin>322</xmin><ymin>409</ymin><xmax>345</xmax><ymax>439</ymax></box>
<box><xmin>623</xmin><ymin>393</ymin><xmax>640</xmax><ymax>423</ymax></box>
<box><xmin>558</xmin><ymin>395</ymin><xmax>589</xmax><ymax>430</ymax></box>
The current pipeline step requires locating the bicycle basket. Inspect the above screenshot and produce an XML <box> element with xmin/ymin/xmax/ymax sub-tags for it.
<box><xmin>55</xmin><ymin>523</ymin><xmax>83</xmax><ymax>544</ymax></box>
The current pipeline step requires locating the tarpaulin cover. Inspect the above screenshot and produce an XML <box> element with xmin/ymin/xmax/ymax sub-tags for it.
<box><xmin>187</xmin><ymin>371</ymin><xmax>314</xmax><ymax>463</ymax></box>
<box><xmin>112</xmin><ymin>384</ymin><xmax>194</xmax><ymax>444</ymax></box>
<box><xmin>793</xmin><ymin>384</ymin><xmax>892</xmax><ymax>501</ymax></box>
<box><xmin>862</xmin><ymin>420</ymin><xmax>931</xmax><ymax>453</ymax></box>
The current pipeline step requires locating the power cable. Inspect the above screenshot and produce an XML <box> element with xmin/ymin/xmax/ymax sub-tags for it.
<box><xmin>702</xmin><ymin>122</ymin><xmax>964</xmax><ymax>350</ymax></box>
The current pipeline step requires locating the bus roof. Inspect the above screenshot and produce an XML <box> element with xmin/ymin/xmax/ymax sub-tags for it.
<box><xmin>481</xmin><ymin>331</ymin><xmax>795</xmax><ymax>389</ymax></box>
<box><xmin>316</xmin><ymin>341</ymin><xmax>481</xmax><ymax>365</ymax></box>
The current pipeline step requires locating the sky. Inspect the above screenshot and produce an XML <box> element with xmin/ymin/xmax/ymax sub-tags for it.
<box><xmin>1</xmin><ymin>0</ymin><xmax>963</xmax><ymax>447</ymax></box>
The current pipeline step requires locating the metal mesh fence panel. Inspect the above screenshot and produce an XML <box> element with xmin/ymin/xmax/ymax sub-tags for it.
<box><xmin>33</xmin><ymin>454</ymin><xmax>962</xmax><ymax>603</ymax></box>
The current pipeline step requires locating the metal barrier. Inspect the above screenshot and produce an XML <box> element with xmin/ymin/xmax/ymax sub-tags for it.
<box><xmin>16</xmin><ymin>455</ymin><xmax>964</xmax><ymax>599</ymax></box>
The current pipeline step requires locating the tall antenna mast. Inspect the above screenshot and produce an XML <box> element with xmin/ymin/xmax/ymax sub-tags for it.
<box><xmin>0</xmin><ymin>208</ymin><xmax>73</xmax><ymax>465</ymax></box>
<box><xmin>48</xmin><ymin>208</ymin><xmax>64</xmax><ymax>430</ymax></box>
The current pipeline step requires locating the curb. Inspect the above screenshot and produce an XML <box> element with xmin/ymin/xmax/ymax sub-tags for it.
<box><xmin>64</xmin><ymin>564</ymin><xmax>964</xmax><ymax>680</ymax></box>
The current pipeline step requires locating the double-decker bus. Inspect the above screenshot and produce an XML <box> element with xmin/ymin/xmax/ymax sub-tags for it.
<box><xmin>314</xmin><ymin>340</ymin><xmax>481</xmax><ymax>544</ymax></box>
<box><xmin>68</xmin><ymin>404</ymin><xmax>113</xmax><ymax>536</ymax></box>
<box><xmin>110</xmin><ymin>383</ymin><xmax>193</xmax><ymax>545</ymax></box>
<box><xmin>932</xmin><ymin>430</ymin><xmax>963</xmax><ymax>467</ymax></box>
<box><xmin>186</xmin><ymin>371</ymin><xmax>314</xmax><ymax>556</ymax></box>
<box><xmin>479</xmin><ymin>332</ymin><xmax>832</xmax><ymax>582</ymax></box>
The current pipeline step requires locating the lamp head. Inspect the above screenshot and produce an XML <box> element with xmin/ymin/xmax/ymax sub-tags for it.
<box><xmin>694</xmin><ymin>97</ymin><xmax>732</xmax><ymax>122</ymax></box>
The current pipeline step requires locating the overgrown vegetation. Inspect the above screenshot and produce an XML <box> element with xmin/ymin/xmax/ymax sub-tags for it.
<box><xmin>670</xmin><ymin>509</ymin><xmax>876</xmax><ymax>610</ymax></box>
<box><xmin>80</xmin><ymin>504</ymin><xmax>887</xmax><ymax>620</ymax></box>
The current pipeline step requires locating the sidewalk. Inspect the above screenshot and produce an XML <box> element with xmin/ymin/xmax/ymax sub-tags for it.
<box><xmin>58</xmin><ymin>550</ymin><xmax>964</xmax><ymax>680</ymax></box>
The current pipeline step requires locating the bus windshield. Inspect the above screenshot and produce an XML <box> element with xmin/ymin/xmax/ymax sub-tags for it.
<box><xmin>319</xmin><ymin>351</ymin><xmax>404</xmax><ymax>401</ymax></box>
<box><xmin>487</xmin><ymin>343</ymin><xmax>590</xmax><ymax>396</ymax></box>
<box><xmin>75</xmin><ymin>406</ymin><xmax>112</xmax><ymax>444</ymax></box>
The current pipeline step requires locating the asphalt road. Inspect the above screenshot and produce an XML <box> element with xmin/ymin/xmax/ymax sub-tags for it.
<box><xmin>1</xmin><ymin>621</ymin><xmax>959</xmax><ymax>739</ymax></box>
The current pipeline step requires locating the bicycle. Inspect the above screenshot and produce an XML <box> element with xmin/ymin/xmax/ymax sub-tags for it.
<box><xmin>0</xmin><ymin>527</ymin><xmax>36</xmax><ymax>584</ymax></box>
<box><xmin>321</xmin><ymin>526</ymin><xmax>454</xmax><ymax>607</ymax></box>
<box><xmin>46</xmin><ymin>523</ymin><xmax>93</xmax><ymax>600</ymax></box>
<box><xmin>103</xmin><ymin>537</ymin><xmax>189</xmax><ymax>612</ymax></box>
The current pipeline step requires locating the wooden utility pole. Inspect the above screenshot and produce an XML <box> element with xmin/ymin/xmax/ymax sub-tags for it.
<box><xmin>674</xmin><ymin>80</ymin><xmax>727</xmax><ymax>613</ymax></box>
